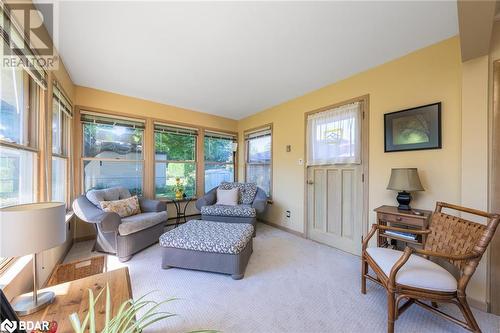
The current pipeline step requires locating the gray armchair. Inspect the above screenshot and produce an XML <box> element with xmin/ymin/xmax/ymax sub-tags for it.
<box><xmin>196</xmin><ymin>182</ymin><xmax>268</xmax><ymax>234</ymax></box>
<box><xmin>73</xmin><ymin>187</ymin><xmax>167</xmax><ymax>262</ymax></box>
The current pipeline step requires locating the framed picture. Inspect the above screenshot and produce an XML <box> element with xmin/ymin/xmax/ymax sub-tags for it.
<box><xmin>384</xmin><ymin>102</ymin><xmax>441</xmax><ymax>152</ymax></box>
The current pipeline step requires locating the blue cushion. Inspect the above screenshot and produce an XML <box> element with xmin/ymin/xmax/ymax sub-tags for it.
<box><xmin>159</xmin><ymin>220</ymin><xmax>253</xmax><ymax>254</ymax></box>
<box><xmin>201</xmin><ymin>204</ymin><xmax>256</xmax><ymax>217</ymax></box>
<box><xmin>218</xmin><ymin>182</ymin><xmax>257</xmax><ymax>204</ymax></box>
<box><xmin>86</xmin><ymin>187</ymin><xmax>131</xmax><ymax>207</ymax></box>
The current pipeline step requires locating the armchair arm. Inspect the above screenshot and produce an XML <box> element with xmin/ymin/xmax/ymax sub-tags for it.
<box><xmin>388</xmin><ymin>247</ymin><xmax>413</xmax><ymax>289</ymax></box>
<box><xmin>139</xmin><ymin>197</ymin><xmax>166</xmax><ymax>213</ymax></box>
<box><xmin>362</xmin><ymin>224</ymin><xmax>431</xmax><ymax>251</ymax></box>
<box><xmin>252</xmin><ymin>187</ymin><xmax>268</xmax><ymax>215</ymax></box>
<box><xmin>362</xmin><ymin>224</ymin><xmax>378</xmax><ymax>251</ymax></box>
<box><xmin>410</xmin><ymin>247</ymin><xmax>481</xmax><ymax>262</ymax></box>
<box><xmin>195</xmin><ymin>187</ymin><xmax>217</xmax><ymax>211</ymax></box>
<box><xmin>72</xmin><ymin>195</ymin><xmax>121</xmax><ymax>233</ymax></box>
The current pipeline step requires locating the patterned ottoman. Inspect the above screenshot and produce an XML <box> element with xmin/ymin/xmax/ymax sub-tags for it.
<box><xmin>159</xmin><ymin>220</ymin><xmax>254</xmax><ymax>279</ymax></box>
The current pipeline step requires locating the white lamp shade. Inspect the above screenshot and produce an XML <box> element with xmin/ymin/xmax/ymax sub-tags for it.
<box><xmin>0</xmin><ymin>202</ymin><xmax>66</xmax><ymax>257</ymax></box>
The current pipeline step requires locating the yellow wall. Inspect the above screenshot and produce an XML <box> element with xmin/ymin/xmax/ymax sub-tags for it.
<box><xmin>238</xmin><ymin>37</ymin><xmax>462</xmax><ymax>233</ymax></box>
<box><xmin>461</xmin><ymin>55</ymin><xmax>490</xmax><ymax>306</ymax></box>
<box><xmin>75</xmin><ymin>86</ymin><xmax>237</xmax><ymax>131</ymax></box>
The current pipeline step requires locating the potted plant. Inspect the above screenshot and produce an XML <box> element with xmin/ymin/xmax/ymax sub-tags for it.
<box><xmin>173</xmin><ymin>177</ymin><xmax>184</xmax><ymax>199</ymax></box>
<box><xmin>68</xmin><ymin>284</ymin><xmax>217</xmax><ymax>333</ymax></box>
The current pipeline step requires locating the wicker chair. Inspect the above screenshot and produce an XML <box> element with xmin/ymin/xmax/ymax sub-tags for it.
<box><xmin>361</xmin><ymin>202</ymin><xmax>500</xmax><ymax>333</ymax></box>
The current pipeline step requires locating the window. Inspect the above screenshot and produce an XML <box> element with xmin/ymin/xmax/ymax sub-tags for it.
<box><xmin>306</xmin><ymin>102</ymin><xmax>361</xmax><ymax>165</ymax></box>
<box><xmin>0</xmin><ymin>67</ymin><xmax>40</xmax><ymax>208</ymax></box>
<box><xmin>51</xmin><ymin>84</ymin><xmax>72</xmax><ymax>204</ymax></box>
<box><xmin>154</xmin><ymin>124</ymin><xmax>197</xmax><ymax>198</ymax></box>
<box><xmin>245</xmin><ymin>126</ymin><xmax>272</xmax><ymax>197</ymax></box>
<box><xmin>81</xmin><ymin>113</ymin><xmax>144</xmax><ymax>195</ymax></box>
<box><xmin>204</xmin><ymin>132</ymin><xmax>237</xmax><ymax>193</ymax></box>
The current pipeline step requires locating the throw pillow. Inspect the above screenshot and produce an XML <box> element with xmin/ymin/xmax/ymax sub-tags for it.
<box><xmin>100</xmin><ymin>195</ymin><xmax>141</xmax><ymax>218</ymax></box>
<box><xmin>216</xmin><ymin>188</ymin><xmax>239</xmax><ymax>206</ymax></box>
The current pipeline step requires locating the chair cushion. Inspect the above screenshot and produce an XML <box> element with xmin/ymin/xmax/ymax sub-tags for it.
<box><xmin>200</xmin><ymin>204</ymin><xmax>256</xmax><ymax>218</ymax></box>
<box><xmin>100</xmin><ymin>196</ymin><xmax>141</xmax><ymax>218</ymax></box>
<box><xmin>86</xmin><ymin>187</ymin><xmax>131</xmax><ymax>207</ymax></box>
<box><xmin>216</xmin><ymin>188</ymin><xmax>238</xmax><ymax>206</ymax></box>
<box><xmin>159</xmin><ymin>220</ymin><xmax>253</xmax><ymax>254</ymax></box>
<box><xmin>219</xmin><ymin>182</ymin><xmax>257</xmax><ymax>204</ymax></box>
<box><xmin>366</xmin><ymin>247</ymin><xmax>457</xmax><ymax>292</ymax></box>
<box><xmin>119</xmin><ymin>211</ymin><xmax>167</xmax><ymax>236</ymax></box>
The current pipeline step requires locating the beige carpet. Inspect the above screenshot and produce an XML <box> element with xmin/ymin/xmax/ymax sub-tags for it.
<box><xmin>65</xmin><ymin>223</ymin><xmax>500</xmax><ymax>333</ymax></box>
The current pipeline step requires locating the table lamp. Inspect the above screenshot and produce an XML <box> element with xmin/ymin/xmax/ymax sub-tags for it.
<box><xmin>0</xmin><ymin>202</ymin><xmax>66</xmax><ymax>315</ymax></box>
<box><xmin>386</xmin><ymin>168</ymin><xmax>424</xmax><ymax>210</ymax></box>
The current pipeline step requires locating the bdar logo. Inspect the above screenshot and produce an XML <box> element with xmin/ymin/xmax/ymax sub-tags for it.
<box><xmin>0</xmin><ymin>319</ymin><xmax>17</xmax><ymax>333</ymax></box>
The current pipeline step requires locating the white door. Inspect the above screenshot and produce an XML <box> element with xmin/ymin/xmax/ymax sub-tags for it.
<box><xmin>307</xmin><ymin>165</ymin><xmax>363</xmax><ymax>255</ymax></box>
<box><xmin>306</xmin><ymin>101</ymin><xmax>365</xmax><ymax>256</ymax></box>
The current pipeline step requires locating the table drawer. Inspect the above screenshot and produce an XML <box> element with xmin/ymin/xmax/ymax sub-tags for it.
<box><xmin>378</xmin><ymin>213</ymin><xmax>423</xmax><ymax>227</ymax></box>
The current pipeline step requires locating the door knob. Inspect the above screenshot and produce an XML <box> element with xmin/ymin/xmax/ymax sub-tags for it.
<box><xmin>307</xmin><ymin>180</ymin><xmax>314</xmax><ymax>185</ymax></box>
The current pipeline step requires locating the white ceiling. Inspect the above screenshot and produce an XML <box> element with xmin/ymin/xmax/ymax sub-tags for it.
<box><xmin>46</xmin><ymin>1</ymin><xmax>458</xmax><ymax>120</ymax></box>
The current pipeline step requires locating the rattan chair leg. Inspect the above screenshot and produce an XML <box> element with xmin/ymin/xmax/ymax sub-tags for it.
<box><xmin>361</xmin><ymin>258</ymin><xmax>368</xmax><ymax>294</ymax></box>
<box><xmin>457</xmin><ymin>296</ymin><xmax>481</xmax><ymax>333</ymax></box>
<box><xmin>387</xmin><ymin>291</ymin><xmax>396</xmax><ymax>333</ymax></box>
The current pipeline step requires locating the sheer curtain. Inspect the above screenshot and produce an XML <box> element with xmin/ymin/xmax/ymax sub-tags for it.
<box><xmin>307</xmin><ymin>102</ymin><xmax>361</xmax><ymax>165</ymax></box>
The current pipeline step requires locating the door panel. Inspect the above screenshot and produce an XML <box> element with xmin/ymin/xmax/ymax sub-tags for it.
<box><xmin>307</xmin><ymin>165</ymin><xmax>362</xmax><ymax>255</ymax></box>
<box><xmin>313</xmin><ymin>169</ymin><xmax>326</xmax><ymax>231</ymax></box>
<box><xmin>341</xmin><ymin>169</ymin><xmax>354</xmax><ymax>240</ymax></box>
<box><xmin>326</xmin><ymin>169</ymin><xmax>341</xmax><ymax>235</ymax></box>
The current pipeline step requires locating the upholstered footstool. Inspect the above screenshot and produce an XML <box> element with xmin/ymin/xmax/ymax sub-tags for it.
<box><xmin>159</xmin><ymin>220</ymin><xmax>253</xmax><ymax>279</ymax></box>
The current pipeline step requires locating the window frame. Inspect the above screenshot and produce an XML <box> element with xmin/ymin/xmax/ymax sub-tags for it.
<box><xmin>0</xmin><ymin>257</ymin><xmax>14</xmax><ymax>274</ymax></box>
<box><xmin>0</xmin><ymin>70</ymin><xmax>41</xmax><ymax>209</ymax></box>
<box><xmin>51</xmin><ymin>86</ymin><xmax>72</xmax><ymax>207</ymax></box>
<box><xmin>244</xmin><ymin>124</ymin><xmax>273</xmax><ymax>198</ymax></box>
<box><xmin>154</xmin><ymin>123</ymin><xmax>198</xmax><ymax>199</ymax></box>
<box><xmin>203</xmin><ymin>131</ymin><xmax>237</xmax><ymax>193</ymax></box>
<box><xmin>80</xmin><ymin>112</ymin><xmax>146</xmax><ymax>196</ymax></box>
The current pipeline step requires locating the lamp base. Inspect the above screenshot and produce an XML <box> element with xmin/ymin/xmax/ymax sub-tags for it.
<box><xmin>396</xmin><ymin>191</ymin><xmax>412</xmax><ymax>211</ymax></box>
<box><xmin>13</xmin><ymin>291</ymin><xmax>55</xmax><ymax>316</ymax></box>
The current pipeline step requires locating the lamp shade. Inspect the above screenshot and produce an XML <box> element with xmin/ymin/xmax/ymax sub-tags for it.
<box><xmin>0</xmin><ymin>202</ymin><xmax>66</xmax><ymax>258</ymax></box>
<box><xmin>387</xmin><ymin>168</ymin><xmax>424</xmax><ymax>192</ymax></box>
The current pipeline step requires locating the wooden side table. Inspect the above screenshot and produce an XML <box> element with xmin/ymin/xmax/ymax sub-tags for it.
<box><xmin>374</xmin><ymin>205</ymin><xmax>432</xmax><ymax>249</ymax></box>
<box><xmin>22</xmin><ymin>267</ymin><xmax>132</xmax><ymax>332</ymax></box>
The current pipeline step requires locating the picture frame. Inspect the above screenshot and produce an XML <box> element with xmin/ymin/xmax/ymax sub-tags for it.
<box><xmin>384</xmin><ymin>102</ymin><xmax>441</xmax><ymax>152</ymax></box>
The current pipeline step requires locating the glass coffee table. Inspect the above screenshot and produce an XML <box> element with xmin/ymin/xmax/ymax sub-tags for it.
<box><xmin>166</xmin><ymin>197</ymin><xmax>196</xmax><ymax>227</ymax></box>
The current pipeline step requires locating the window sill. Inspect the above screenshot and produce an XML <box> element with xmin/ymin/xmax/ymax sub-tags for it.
<box><xmin>65</xmin><ymin>210</ymin><xmax>75</xmax><ymax>223</ymax></box>
<box><xmin>0</xmin><ymin>255</ymin><xmax>31</xmax><ymax>289</ymax></box>
<box><xmin>158</xmin><ymin>197</ymin><xmax>197</xmax><ymax>202</ymax></box>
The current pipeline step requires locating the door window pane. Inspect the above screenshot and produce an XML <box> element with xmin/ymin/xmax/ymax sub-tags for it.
<box><xmin>52</xmin><ymin>157</ymin><xmax>66</xmax><ymax>202</ymax></box>
<box><xmin>83</xmin><ymin>160</ymin><xmax>143</xmax><ymax>195</ymax></box>
<box><xmin>307</xmin><ymin>102</ymin><xmax>361</xmax><ymax>165</ymax></box>
<box><xmin>204</xmin><ymin>163</ymin><xmax>234</xmax><ymax>193</ymax></box>
<box><xmin>83</xmin><ymin>123</ymin><xmax>143</xmax><ymax>160</ymax></box>
<box><xmin>0</xmin><ymin>146</ymin><xmax>36</xmax><ymax>207</ymax></box>
<box><xmin>155</xmin><ymin>162</ymin><xmax>196</xmax><ymax>198</ymax></box>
